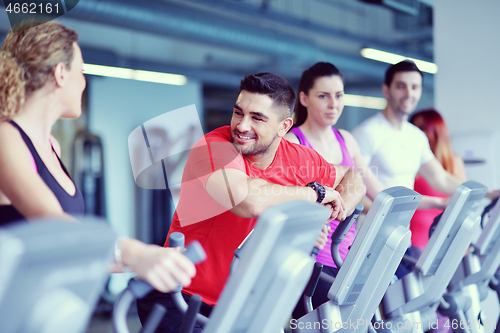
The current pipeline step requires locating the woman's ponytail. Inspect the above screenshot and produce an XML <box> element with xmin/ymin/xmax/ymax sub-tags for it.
<box><xmin>0</xmin><ymin>50</ymin><xmax>26</xmax><ymax>121</ymax></box>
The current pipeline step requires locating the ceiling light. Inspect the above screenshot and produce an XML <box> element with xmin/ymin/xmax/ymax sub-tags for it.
<box><xmin>344</xmin><ymin>94</ymin><xmax>387</xmax><ymax>110</ymax></box>
<box><xmin>361</xmin><ymin>48</ymin><xmax>438</xmax><ymax>74</ymax></box>
<box><xmin>83</xmin><ymin>64</ymin><xmax>187</xmax><ymax>86</ymax></box>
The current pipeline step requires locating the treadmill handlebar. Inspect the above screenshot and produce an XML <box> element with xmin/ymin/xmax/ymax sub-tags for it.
<box><xmin>329</xmin><ymin>203</ymin><xmax>363</xmax><ymax>269</ymax></box>
<box><xmin>482</xmin><ymin>197</ymin><xmax>499</xmax><ymax>228</ymax></box>
<box><xmin>112</xmin><ymin>234</ymin><xmax>206</xmax><ymax>333</ymax></box>
<box><xmin>168</xmin><ymin>232</ymin><xmax>185</xmax><ymax>248</ymax></box>
<box><xmin>312</xmin><ymin>203</ymin><xmax>364</xmax><ymax>257</ymax></box>
<box><xmin>124</xmin><ymin>240</ymin><xmax>206</xmax><ymax>297</ymax></box>
<box><xmin>331</xmin><ymin>203</ymin><xmax>364</xmax><ymax>245</ymax></box>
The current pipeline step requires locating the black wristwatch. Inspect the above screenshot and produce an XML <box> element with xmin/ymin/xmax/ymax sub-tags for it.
<box><xmin>306</xmin><ymin>181</ymin><xmax>326</xmax><ymax>204</ymax></box>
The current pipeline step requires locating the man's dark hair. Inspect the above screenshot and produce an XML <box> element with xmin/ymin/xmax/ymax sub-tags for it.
<box><xmin>239</xmin><ymin>72</ymin><xmax>296</xmax><ymax>120</ymax></box>
<box><xmin>384</xmin><ymin>60</ymin><xmax>423</xmax><ymax>87</ymax></box>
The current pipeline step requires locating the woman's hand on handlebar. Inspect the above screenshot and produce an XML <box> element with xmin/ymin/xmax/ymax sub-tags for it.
<box><xmin>314</xmin><ymin>224</ymin><xmax>331</xmax><ymax>250</ymax></box>
<box><xmin>119</xmin><ymin>238</ymin><xmax>196</xmax><ymax>293</ymax></box>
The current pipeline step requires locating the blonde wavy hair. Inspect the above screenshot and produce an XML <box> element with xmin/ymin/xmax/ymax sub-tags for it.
<box><xmin>0</xmin><ymin>20</ymin><xmax>78</xmax><ymax>121</ymax></box>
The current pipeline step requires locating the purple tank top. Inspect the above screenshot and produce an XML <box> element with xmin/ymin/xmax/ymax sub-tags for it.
<box><xmin>289</xmin><ymin>127</ymin><xmax>356</xmax><ymax>268</ymax></box>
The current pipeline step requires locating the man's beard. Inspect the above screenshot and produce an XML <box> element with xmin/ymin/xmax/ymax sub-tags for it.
<box><xmin>231</xmin><ymin>131</ymin><xmax>276</xmax><ymax>156</ymax></box>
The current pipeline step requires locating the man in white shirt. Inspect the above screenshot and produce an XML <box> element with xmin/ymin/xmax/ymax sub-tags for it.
<box><xmin>353</xmin><ymin>60</ymin><xmax>499</xmax><ymax>210</ymax></box>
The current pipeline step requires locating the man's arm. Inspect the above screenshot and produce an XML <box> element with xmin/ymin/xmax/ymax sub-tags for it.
<box><xmin>418</xmin><ymin>195</ymin><xmax>449</xmax><ymax>210</ymax></box>
<box><xmin>419</xmin><ymin>158</ymin><xmax>500</xmax><ymax>209</ymax></box>
<box><xmin>419</xmin><ymin>158</ymin><xmax>462</xmax><ymax>195</ymax></box>
<box><xmin>332</xmin><ymin>165</ymin><xmax>367</xmax><ymax>220</ymax></box>
<box><xmin>206</xmin><ymin>168</ymin><xmax>318</xmax><ymax>218</ymax></box>
<box><xmin>205</xmin><ymin>165</ymin><xmax>354</xmax><ymax>220</ymax></box>
<box><xmin>417</xmin><ymin>158</ymin><xmax>463</xmax><ymax>210</ymax></box>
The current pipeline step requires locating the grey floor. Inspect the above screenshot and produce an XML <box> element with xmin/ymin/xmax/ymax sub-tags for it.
<box><xmin>86</xmin><ymin>302</ymin><xmax>142</xmax><ymax>333</ymax></box>
<box><xmin>86</xmin><ymin>314</ymin><xmax>142</xmax><ymax>333</ymax></box>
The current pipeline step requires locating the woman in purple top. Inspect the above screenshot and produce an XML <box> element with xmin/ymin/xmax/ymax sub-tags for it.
<box><xmin>285</xmin><ymin>62</ymin><xmax>384</xmax><ymax>317</ymax></box>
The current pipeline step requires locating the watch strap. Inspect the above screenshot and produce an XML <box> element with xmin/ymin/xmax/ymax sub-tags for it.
<box><xmin>306</xmin><ymin>181</ymin><xmax>326</xmax><ymax>204</ymax></box>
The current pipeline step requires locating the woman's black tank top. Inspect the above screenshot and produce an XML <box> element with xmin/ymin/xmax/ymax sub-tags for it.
<box><xmin>0</xmin><ymin>121</ymin><xmax>85</xmax><ymax>226</ymax></box>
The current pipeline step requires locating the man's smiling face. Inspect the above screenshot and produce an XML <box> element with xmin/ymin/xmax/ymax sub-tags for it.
<box><xmin>230</xmin><ymin>90</ymin><xmax>284</xmax><ymax>157</ymax></box>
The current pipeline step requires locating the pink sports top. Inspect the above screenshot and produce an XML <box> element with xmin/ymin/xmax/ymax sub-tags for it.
<box><xmin>289</xmin><ymin>126</ymin><xmax>357</xmax><ymax>268</ymax></box>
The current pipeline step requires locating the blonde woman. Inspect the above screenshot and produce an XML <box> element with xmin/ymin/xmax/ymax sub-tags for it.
<box><xmin>0</xmin><ymin>21</ymin><xmax>194</xmax><ymax>292</ymax></box>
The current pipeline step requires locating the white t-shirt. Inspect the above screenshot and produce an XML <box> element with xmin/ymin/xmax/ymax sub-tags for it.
<box><xmin>352</xmin><ymin>112</ymin><xmax>434</xmax><ymax>189</ymax></box>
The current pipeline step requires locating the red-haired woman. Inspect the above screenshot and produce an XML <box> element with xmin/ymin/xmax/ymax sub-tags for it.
<box><xmin>409</xmin><ymin>109</ymin><xmax>467</xmax><ymax>250</ymax></box>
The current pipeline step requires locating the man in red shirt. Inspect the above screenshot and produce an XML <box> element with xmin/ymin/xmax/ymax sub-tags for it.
<box><xmin>137</xmin><ymin>72</ymin><xmax>366</xmax><ymax>332</ymax></box>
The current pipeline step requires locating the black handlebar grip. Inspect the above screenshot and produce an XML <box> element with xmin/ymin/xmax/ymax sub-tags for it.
<box><xmin>429</xmin><ymin>212</ymin><xmax>443</xmax><ymax>239</ymax></box>
<box><xmin>331</xmin><ymin>203</ymin><xmax>364</xmax><ymax>244</ymax></box>
<box><xmin>304</xmin><ymin>262</ymin><xmax>323</xmax><ymax>297</ymax></box>
<box><xmin>169</xmin><ymin>232</ymin><xmax>185</xmax><ymax>248</ymax></box>
<box><xmin>169</xmin><ymin>233</ymin><xmax>206</xmax><ymax>264</ymax></box>
<box><xmin>183</xmin><ymin>240</ymin><xmax>207</xmax><ymax>265</ymax></box>
<box><xmin>128</xmin><ymin>279</ymin><xmax>155</xmax><ymax>298</ymax></box>
<box><xmin>482</xmin><ymin>198</ymin><xmax>499</xmax><ymax>228</ymax></box>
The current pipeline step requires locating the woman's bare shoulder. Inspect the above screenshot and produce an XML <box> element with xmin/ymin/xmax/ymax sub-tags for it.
<box><xmin>284</xmin><ymin>130</ymin><xmax>300</xmax><ymax>144</ymax></box>
<box><xmin>0</xmin><ymin>121</ymin><xmax>26</xmax><ymax>148</ymax></box>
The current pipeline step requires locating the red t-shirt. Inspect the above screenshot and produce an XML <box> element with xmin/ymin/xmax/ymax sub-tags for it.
<box><xmin>410</xmin><ymin>175</ymin><xmax>448</xmax><ymax>249</ymax></box>
<box><xmin>166</xmin><ymin>126</ymin><xmax>337</xmax><ymax>306</ymax></box>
